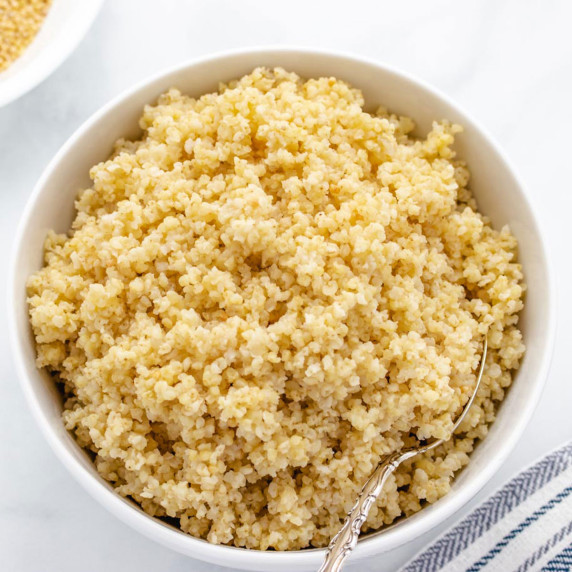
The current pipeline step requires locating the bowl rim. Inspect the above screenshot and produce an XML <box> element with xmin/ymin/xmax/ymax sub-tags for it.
<box><xmin>8</xmin><ymin>46</ymin><xmax>557</xmax><ymax>570</ymax></box>
<box><xmin>0</xmin><ymin>0</ymin><xmax>105</xmax><ymax>108</ymax></box>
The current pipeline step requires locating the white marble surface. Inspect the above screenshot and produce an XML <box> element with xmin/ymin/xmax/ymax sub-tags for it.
<box><xmin>1</xmin><ymin>1</ymin><xmax>571</xmax><ymax>570</ymax></box>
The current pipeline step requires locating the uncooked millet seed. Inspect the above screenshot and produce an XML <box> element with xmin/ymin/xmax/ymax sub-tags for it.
<box><xmin>0</xmin><ymin>0</ymin><xmax>52</xmax><ymax>72</ymax></box>
<box><xmin>27</xmin><ymin>68</ymin><xmax>525</xmax><ymax>551</ymax></box>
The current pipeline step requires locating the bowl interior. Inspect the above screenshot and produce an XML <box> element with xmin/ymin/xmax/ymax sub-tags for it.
<box><xmin>10</xmin><ymin>50</ymin><xmax>553</xmax><ymax>572</ymax></box>
<box><xmin>0</xmin><ymin>0</ymin><xmax>103</xmax><ymax>107</ymax></box>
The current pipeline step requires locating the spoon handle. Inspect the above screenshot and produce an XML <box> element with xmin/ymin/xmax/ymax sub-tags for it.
<box><xmin>317</xmin><ymin>449</ymin><xmax>417</xmax><ymax>572</ymax></box>
<box><xmin>318</xmin><ymin>338</ymin><xmax>487</xmax><ymax>572</ymax></box>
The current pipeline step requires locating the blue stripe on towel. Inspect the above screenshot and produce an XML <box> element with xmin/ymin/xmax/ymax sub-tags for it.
<box><xmin>517</xmin><ymin>521</ymin><xmax>572</xmax><ymax>572</ymax></box>
<box><xmin>466</xmin><ymin>486</ymin><xmax>572</xmax><ymax>572</ymax></box>
<box><xmin>402</xmin><ymin>443</ymin><xmax>572</xmax><ymax>572</ymax></box>
<box><xmin>541</xmin><ymin>541</ymin><xmax>572</xmax><ymax>571</ymax></box>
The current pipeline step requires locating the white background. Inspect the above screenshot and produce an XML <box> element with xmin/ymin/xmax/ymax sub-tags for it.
<box><xmin>1</xmin><ymin>1</ymin><xmax>571</xmax><ymax>570</ymax></box>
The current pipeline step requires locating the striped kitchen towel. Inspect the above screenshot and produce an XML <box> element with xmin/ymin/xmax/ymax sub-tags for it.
<box><xmin>401</xmin><ymin>441</ymin><xmax>572</xmax><ymax>572</ymax></box>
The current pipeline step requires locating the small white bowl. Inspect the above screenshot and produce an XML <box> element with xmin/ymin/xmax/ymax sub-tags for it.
<box><xmin>9</xmin><ymin>48</ymin><xmax>555</xmax><ymax>571</ymax></box>
<box><xmin>0</xmin><ymin>0</ymin><xmax>104</xmax><ymax>107</ymax></box>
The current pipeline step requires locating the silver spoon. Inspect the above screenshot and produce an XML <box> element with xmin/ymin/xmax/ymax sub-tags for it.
<box><xmin>318</xmin><ymin>337</ymin><xmax>488</xmax><ymax>572</ymax></box>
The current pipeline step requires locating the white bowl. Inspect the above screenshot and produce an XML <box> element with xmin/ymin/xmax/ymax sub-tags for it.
<box><xmin>0</xmin><ymin>0</ymin><xmax>104</xmax><ymax>107</ymax></box>
<box><xmin>9</xmin><ymin>48</ymin><xmax>555</xmax><ymax>571</ymax></box>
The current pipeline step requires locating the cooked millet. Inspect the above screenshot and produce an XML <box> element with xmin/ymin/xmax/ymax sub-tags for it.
<box><xmin>27</xmin><ymin>67</ymin><xmax>525</xmax><ymax>550</ymax></box>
